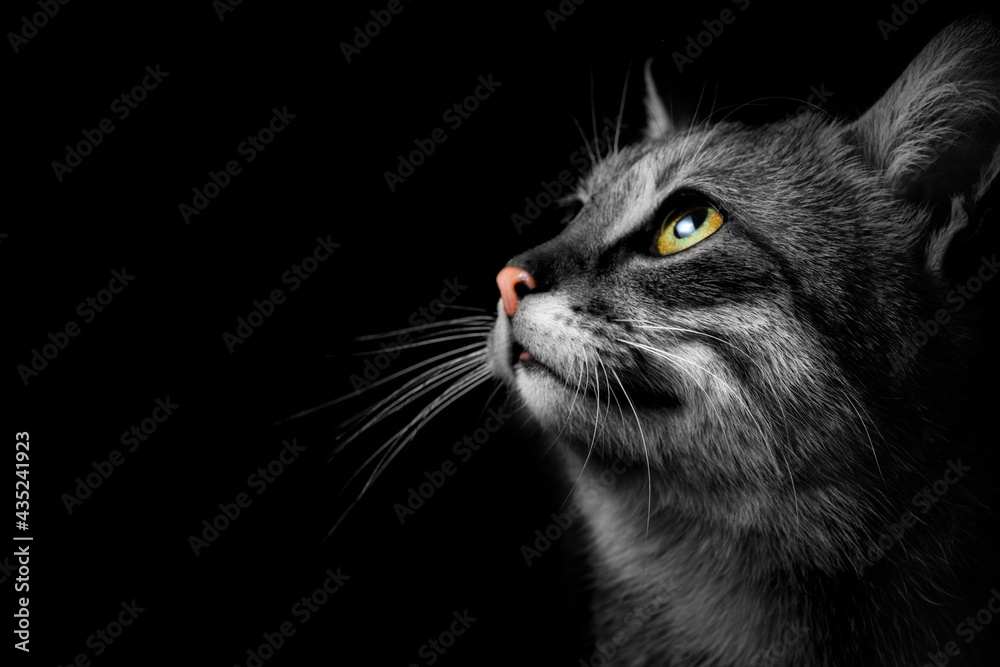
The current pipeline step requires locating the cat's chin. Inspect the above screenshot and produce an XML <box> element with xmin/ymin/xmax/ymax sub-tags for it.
<box><xmin>513</xmin><ymin>360</ymin><xmax>569</xmax><ymax>422</ymax></box>
<box><xmin>514</xmin><ymin>361</ymin><xmax>681</xmax><ymax>433</ymax></box>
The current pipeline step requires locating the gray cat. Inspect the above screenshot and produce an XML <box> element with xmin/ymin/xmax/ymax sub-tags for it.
<box><xmin>486</xmin><ymin>15</ymin><xmax>1000</xmax><ymax>667</ymax></box>
<box><xmin>344</xmin><ymin>14</ymin><xmax>1000</xmax><ymax>666</ymax></box>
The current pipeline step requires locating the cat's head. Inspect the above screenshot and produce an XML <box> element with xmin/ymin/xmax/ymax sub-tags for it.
<box><xmin>487</xmin><ymin>16</ymin><xmax>999</xmax><ymax>551</ymax></box>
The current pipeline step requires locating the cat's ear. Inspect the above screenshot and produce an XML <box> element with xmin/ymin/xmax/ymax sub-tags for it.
<box><xmin>846</xmin><ymin>15</ymin><xmax>1000</xmax><ymax>206</ymax></box>
<box><xmin>644</xmin><ymin>59</ymin><xmax>674</xmax><ymax>140</ymax></box>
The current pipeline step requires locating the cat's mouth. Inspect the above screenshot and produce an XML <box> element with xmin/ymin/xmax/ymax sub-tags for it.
<box><xmin>510</xmin><ymin>338</ymin><xmax>559</xmax><ymax>378</ymax></box>
<box><xmin>490</xmin><ymin>300</ymin><xmax>679</xmax><ymax>410</ymax></box>
<box><xmin>510</xmin><ymin>339</ymin><xmax>534</xmax><ymax>364</ymax></box>
<box><xmin>514</xmin><ymin>346</ymin><xmax>565</xmax><ymax>385</ymax></box>
<box><xmin>512</xmin><ymin>339</ymin><xmax>681</xmax><ymax>410</ymax></box>
<box><xmin>507</xmin><ymin>335</ymin><xmax>582</xmax><ymax>389</ymax></box>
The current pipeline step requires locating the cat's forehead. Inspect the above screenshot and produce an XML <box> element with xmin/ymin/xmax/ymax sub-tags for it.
<box><xmin>652</xmin><ymin>119</ymin><xmax>829</xmax><ymax>187</ymax></box>
<box><xmin>572</xmin><ymin>114</ymin><xmax>844</xmax><ymax>240</ymax></box>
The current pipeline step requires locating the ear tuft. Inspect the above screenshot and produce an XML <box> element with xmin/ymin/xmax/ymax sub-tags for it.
<box><xmin>644</xmin><ymin>59</ymin><xmax>673</xmax><ymax>140</ymax></box>
<box><xmin>849</xmin><ymin>15</ymin><xmax>1000</xmax><ymax>204</ymax></box>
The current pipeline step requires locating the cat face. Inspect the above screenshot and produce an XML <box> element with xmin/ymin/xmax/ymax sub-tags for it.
<box><xmin>487</xmin><ymin>17</ymin><xmax>1000</xmax><ymax>523</ymax></box>
<box><xmin>489</xmin><ymin>118</ymin><xmax>891</xmax><ymax>503</ymax></box>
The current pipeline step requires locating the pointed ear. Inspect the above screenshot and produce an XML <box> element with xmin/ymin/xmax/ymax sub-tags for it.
<box><xmin>847</xmin><ymin>16</ymin><xmax>1000</xmax><ymax>205</ymax></box>
<box><xmin>644</xmin><ymin>59</ymin><xmax>674</xmax><ymax>140</ymax></box>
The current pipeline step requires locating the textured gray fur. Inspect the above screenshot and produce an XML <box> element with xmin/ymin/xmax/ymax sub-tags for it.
<box><xmin>487</xmin><ymin>15</ymin><xmax>1000</xmax><ymax>666</ymax></box>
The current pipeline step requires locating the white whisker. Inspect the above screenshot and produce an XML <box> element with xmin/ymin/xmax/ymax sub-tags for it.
<box><xmin>844</xmin><ymin>391</ymin><xmax>887</xmax><ymax>487</ymax></box>
<box><xmin>334</xmin><ymin>351</ymin><xmax>487</xmax><ymax>454</ymax></box>
<box><xmin>572</xmin><ymin>115</ymin><xmax>597</xmax><ymax>167</ymax></box>
<box><xmin>559</xmin><ymin>357</ymin><xmax>602</xmax><ymax>511</ymax></box>
<box><xmin>614</xmin><ymin>67</ymin><xmax>632</xmax><ymax>155</ymax></box>
<box><xmin>353</xmin><ymin>316</ymin><xmax>493</xmax><ymax>341</ymax></box>
<box><xmin>543</xmin><ymin>357</ymin><xmax>587</xmax><ymax>456</ymax></box>
<box><xmin>610</xmin><ymin>368</ymin><xmax>652</xmax><ymax>546</ymax></box>
<box><xmin>350</xmin><ymin>331</ymin><xmax>491</xmax><ymax>356</ymax></box>
<box><xmin>438</xmin><ymin>304</ymin><xmax>489</xmax><ymax>313</ymax></box>
<box><xmin>328</xmin><ymin>365</ymin><xmax>492</xmax><ymax>537</ymax></box>
<box><xmin>618</xmin><ymin>338</ymin><xmax>772</xmax><ymax>454</ymax></box>
<box><xmin>338</xmin><ymin>341</ymin><xmax>488</xmax><ymax>411</ymax></box>
<box><xmin>361</xmin><ymin>368</ymin><xmax>493</xmax><ymax>494</ymax></box>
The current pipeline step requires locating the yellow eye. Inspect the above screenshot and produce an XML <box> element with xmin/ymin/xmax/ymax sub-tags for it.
<box><xmin>654</xmin><ymin>206</ymin><xmax>724</xmax><ymax>255</ymax></box>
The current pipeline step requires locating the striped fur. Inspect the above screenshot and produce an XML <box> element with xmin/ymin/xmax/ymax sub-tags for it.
<box><xmin>488</xmin><ymin>15</ymin><xmax>1000</xmax><ymax>665</ymax></box>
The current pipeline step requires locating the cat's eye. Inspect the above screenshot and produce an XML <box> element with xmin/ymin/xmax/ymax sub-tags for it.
<box><xmin>654</xmin><ymin>206</ymin><xmax>723</xmax><ymax>255</ymax></box>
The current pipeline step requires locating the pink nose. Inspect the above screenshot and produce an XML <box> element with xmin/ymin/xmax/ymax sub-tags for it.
<box><xmin>496</xmin><ymin>266</ymin><xmax>536</xmax><ymax>316</ymax></box>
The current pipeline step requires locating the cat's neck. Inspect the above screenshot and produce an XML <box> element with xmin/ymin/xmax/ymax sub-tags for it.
<box><xmin>566</xmin><ymin>451</ymin><xmax>971</xmax><ymax>667</ymax></box>
<box><xmin>573</xmin><ymin>471</ymin><xmax>810</xmax><ymax>666</ymax></box>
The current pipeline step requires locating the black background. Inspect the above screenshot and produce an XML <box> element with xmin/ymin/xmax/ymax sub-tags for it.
<box><xmin>5</xmin><ymin>0</ymin><xmax>996</xmax><ymax>665</ymax></box>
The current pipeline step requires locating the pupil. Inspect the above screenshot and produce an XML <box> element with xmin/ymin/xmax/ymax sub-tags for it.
<box><xmin>674</xmin><ymin>209</ymin><xmax>707</xmax><ymax>239</ymax></box>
